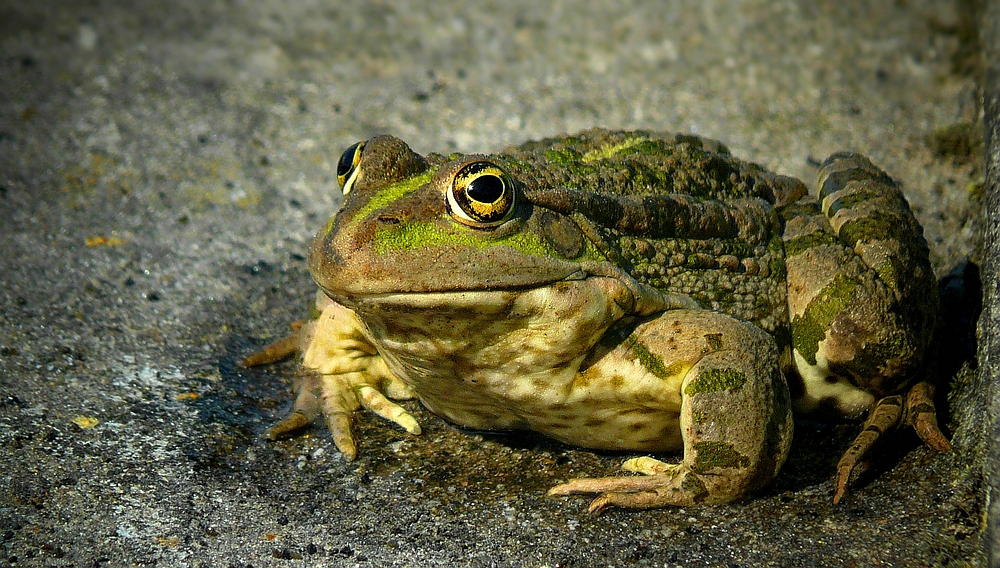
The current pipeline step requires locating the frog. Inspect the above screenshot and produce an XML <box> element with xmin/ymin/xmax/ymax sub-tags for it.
<box><xmin>243</xmin><ymin>128</ymin><xmax>950</xmax><ymax>513</ymax></box>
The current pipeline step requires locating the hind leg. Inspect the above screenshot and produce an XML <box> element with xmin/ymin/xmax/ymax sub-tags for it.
<box><xmin>548</xmin><ymin>310</ymin><xmax>793</xmax><ymax>513</ymax></box>
<box><xmin>780</xmin><ymin>153</ymin><xmax>947</xmax><ymax>501</ymax></box>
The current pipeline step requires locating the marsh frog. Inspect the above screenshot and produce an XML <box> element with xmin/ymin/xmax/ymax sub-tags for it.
<box><xmin>244</xmin><ymin>129</ymin><xmax>949</xmax><ymax>512</ymax></box>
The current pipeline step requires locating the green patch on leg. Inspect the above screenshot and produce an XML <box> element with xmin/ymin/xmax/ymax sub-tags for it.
<box><xmin>791</xmin><ymin>271</ymin><xmax>859</xmax><ymax>365</ymax></box>
<box><xmin>681</xmin><ymin>473</ymin><xmax>710</xmax><ymax>503</ymax></box>
<box><xmin>837</xmin><ymin>213</ymin><xmax>910</xmax><ymax>252</ymax></box>
<box><xmin>871</xmin><ymin>255</ymin><xmax>901</xmax><ymax>296</ymax></box>
<box><xmin>783</xmin><ymin>230</ymin><xmax>843</xmax><ymax>257</ymax></box>
<box><xmin>692</xmin><ymin>441</ymin><xmax>751</xmax><ymax>473</ymax></box>
<box><xmin>625</xmin><ymin>335</ymin><xmax>689</xmax><ymax>381</ymax></box>
<box><xmin>684</xmin><ymin>368</ymin><xmax>746</xmax><ymax>395</ymax></box>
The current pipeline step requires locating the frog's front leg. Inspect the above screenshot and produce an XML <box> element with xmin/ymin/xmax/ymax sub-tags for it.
<box><xmin>549</xmin><ymin>310</ymin><xmax>793</xmax><ymax>513</ymax></box>
<box><xmin>244</xmin><ymin>293</ymin><xmax>421</xmax><ymax>459</ymax></box>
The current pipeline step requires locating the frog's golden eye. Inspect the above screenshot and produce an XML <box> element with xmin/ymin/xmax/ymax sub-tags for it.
<box><xmin>336</xmin><ymin>140</ymin><xmax>366</xmax><ymax>195</ymax></box>
<box><xmin>447</xmin><ymin>162</ymin><xmax>516</xmax><ymax>227</ymax></box>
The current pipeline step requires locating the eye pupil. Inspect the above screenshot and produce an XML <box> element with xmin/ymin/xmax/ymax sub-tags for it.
<box><xmin>337</xmin><ymin>142</ymin><xmax>361</xmax><ymax>179</ymax></box>
<box><xmin>336</xmin><ymin>141</ymin><xmax>366</xmax><ymax>194</ymax></box>
<box><xmin>467</xmin><ymin>175</ymin><xmax>505</xmax><ymax>204</ymax></box>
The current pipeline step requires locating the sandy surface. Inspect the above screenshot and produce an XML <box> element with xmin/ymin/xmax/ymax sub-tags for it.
<box><xmin>0</xmin><ymin>1</ymin><xmax>987</xmax><ymax>565</ymax></box>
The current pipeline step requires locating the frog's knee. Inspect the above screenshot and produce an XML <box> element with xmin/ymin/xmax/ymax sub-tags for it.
<box><xmin>676</xmin><ymin>444</ymin><xmax>784</xmax><ymax>505</ymax></box>
<box><xmin>680</xmin><ymin>347</ymin><xmax>793</xmax><ymax>496</ymax></box>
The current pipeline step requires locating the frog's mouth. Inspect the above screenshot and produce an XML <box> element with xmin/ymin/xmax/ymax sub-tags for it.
<box><xmin>315</xmin><ymin>268</ymin><xmax>590</xmax><ymax>311</ymax></box>
<box><xmin>331</xmin><ymin>288</ymin><xmax>528</xmax><ymax>312</ymax></box>
<box><xmin>309</xmin><ymin>230</ymin><xmax>593</xmax><ymax>299</ymax></box>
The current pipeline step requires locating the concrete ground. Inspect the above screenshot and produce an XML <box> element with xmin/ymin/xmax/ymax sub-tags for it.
<box><xmin>0</xmin><ymin>0</ymin><xmax>988</xmax><ymax>566</ymax></box>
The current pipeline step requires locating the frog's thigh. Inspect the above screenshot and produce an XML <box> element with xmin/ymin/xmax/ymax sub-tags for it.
<box><xmin>551</xmin><ymin>310</ymin><xmax>793</xmax><ymax>510</ymax></box>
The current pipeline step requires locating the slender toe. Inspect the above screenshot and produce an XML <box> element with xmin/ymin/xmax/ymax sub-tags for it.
<box><xmin>265</xmin><ymin>410</ymin><xmax>314</xmax><ymax>440</ymax></box>
<box><xmin>242</xmin><ymin>334</ymin><xmax>300</xmax><ymax>367</ymax></box>
<box><xmin>327</xmin><ymin>412</ymin><xmax>357</xmax><ymax>460</ymax></box>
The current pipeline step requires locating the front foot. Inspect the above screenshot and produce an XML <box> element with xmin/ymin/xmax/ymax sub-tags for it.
<box><xmin>262</xmin><ymin>367</ymin><xmax>421</xmax><ymax>460</ymax></box>
<box><xmin>244</xmin><ymin>294</ymin><xmax>421</xmax><ymax>460</ymax></box>
<box><xmin>549</xmin><ymin>457</ymin><xmax>709</xmax><ymax>514</ymax></box>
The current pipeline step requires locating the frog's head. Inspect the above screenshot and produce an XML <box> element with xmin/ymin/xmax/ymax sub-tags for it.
<box><xmin>309</xmin><ymin>135</ymin><xmax>599</xmax><ymax>299</ymax></box>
